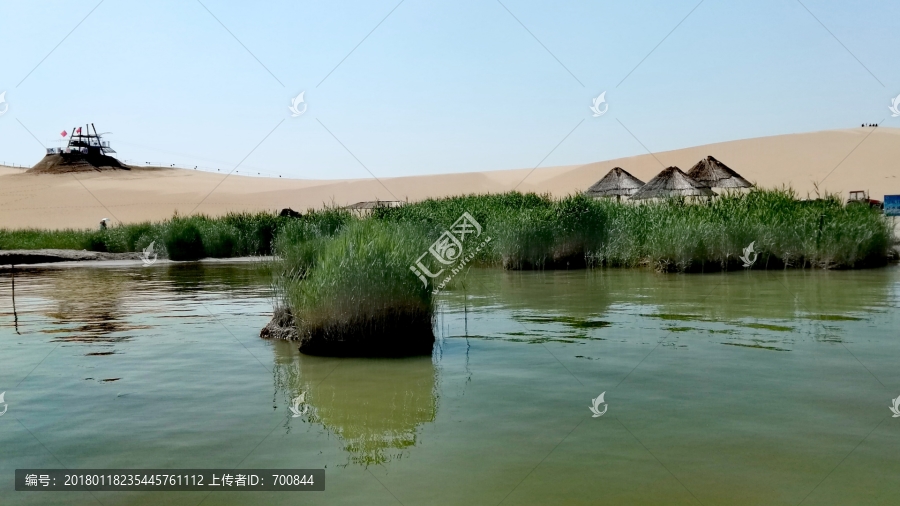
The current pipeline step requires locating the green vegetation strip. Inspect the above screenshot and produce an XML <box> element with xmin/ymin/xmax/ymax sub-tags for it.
<box><xmin>2</xmin><ymin>189</ymin><xmax>893</xmax><ymax>351</ymax></box>
<box><xmin>3</xmin><ymin>189</ymin><xmax>892</xmax><ymax>272</ymax></box>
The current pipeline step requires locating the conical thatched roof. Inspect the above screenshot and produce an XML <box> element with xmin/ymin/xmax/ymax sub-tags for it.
<box><xmin>584</xmin><ymin>167</ymin><xmax>645</xmax><ymax>198</ymax></box>
<box><xmin>630</xmin><ymin>166</ymin><xmax>716</xmax><ymax>200</ymax></box>
<box><xmin>686</xmin><ymin>156</ymin><xmax>752</xmax><ymax>189</ymax></box>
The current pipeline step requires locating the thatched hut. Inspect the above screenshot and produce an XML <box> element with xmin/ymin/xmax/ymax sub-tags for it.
<box><xmin>584</xmin><ymin>167</ymin><xmax>645</xmax><ymax>200</ymax></box>
<box><xmin>686</xmin><ymin>156</ymin><xmax>752</xmax><ymax>189</ymax></box>
<box><xmin>344</xmin><ymin>200</ymin><xmax>402</xmax><ymax>217</ymax></box>
<box><xmin>630</xmin><ymin>166</ymin><xmax>716</xmax><ymax>200</ymax></box>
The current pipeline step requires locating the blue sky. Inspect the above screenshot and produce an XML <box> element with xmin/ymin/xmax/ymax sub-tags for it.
<box><xmin>1</xmin><ymin>0</ymin><xmax>898</xmax><ymax>179</ymax></box>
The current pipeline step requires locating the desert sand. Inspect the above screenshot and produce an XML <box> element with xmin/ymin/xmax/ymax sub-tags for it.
<box><xmin>1</xmin><ymin>128</ymin><xmax>898</xmax><ymax>229</ymax></box>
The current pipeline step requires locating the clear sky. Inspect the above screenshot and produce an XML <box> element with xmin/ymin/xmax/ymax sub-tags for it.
<box><xmin>1</xmin><ymin>0</ymin><xmax>898</xmax><ymax>179</ymax></box>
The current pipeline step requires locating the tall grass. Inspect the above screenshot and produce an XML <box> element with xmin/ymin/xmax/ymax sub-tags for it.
<box><xmin>4</xmin><ymin>189</ymin><xmax>892</xmax><ymax>272</ymax></box>
<box><xmin>0</xmin><ymin>224</ymin><xmax>156</xmax><ymax>252</ymax></box>
<box><xmin>493</xmin><ymin>194</ymin><xmax>607</xmax><ymax>269</ymax></box>
<box><xmin>1</xmin><ymin>211</ymin><xmax>292</xmax><ymax>260</ymax></box>
<box><xmin>588</xmin><ymin>189</ymin><xmax>892</xmax><ymax>270</ymax></box>
<box><xmin>273</xmin><ymin>208</ymin><xmax>354</xmax><ymax>279</ymax></box>
<box><xmin>372</xmin><ymin>188</ymin><xmax>894</xmax><ymax>272</ymax></box>
<box><xmin>372</xmin><ymin>191</ymin><xmax>555</xmax><ymax>267</ymax></box>
<box><xmin>281</xmin><ymin>220</ymin><xmax>434</xmax><ymax>356</ymax></box>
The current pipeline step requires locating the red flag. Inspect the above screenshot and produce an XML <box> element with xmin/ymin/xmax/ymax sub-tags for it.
<box><xmin>75</xmin><ymin>127</ymin><xmax>82</xmax><ymax>134</ymax></box>
<box><xmin>61</xmin><ymin>130</ymin><xmax>68</xmax><ymax>138</ymax></box>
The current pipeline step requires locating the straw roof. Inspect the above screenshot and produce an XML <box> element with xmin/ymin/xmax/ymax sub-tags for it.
<box><xmin>344</xmin><ymin>200</ymin><xmax>402</xmax><ymax>210</ymax></box>
<box><xmin>584</xmin><ymin>167</ymin><xmax>645</xmax><ymax>198</ymax></box>
<box><xmin>686</xmin><ymin>156</ymin><xmax>752</xmax><ymax>189</ymax></box>
<box><xmin>344</xmin><ymin>200</ymin><xmax>402</xmax><ymax>216</ymax></box>
<box><xmin>629</xmin><ymin>166</ymin><xmax>716</xmax><ymax>200</ymax></box>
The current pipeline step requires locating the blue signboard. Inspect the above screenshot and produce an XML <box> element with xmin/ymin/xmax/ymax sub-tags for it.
<box><xmin>886</xmin><ymin>195</ymin><xmax>900</xmax><ymax>217</ymax></box>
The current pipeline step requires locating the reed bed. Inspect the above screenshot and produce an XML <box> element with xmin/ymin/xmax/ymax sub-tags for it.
<box><xmin>588</xmin><ymin>189</ymin><xmax>892</xmax><ymax>271</ymax></box>
<box><xmin>279</xmin><ymin>220</ymin><xmax>434</xmax><ymax>356</ymax></box>
<box><xmin>3</xmin><ymin>189</ymin><xmax>891</xmax><ymax>271</ymax></box>
<box><xmin>1</xmin><ymin>212</ymin><xmax>290</xmax><ymax>260</ymax></box>
<box><xmin>268</xmin><ymin>187</ymin><xmax>893</xmax><ymax>355</ymax></box>
<box><xmin>4</xmin><ymin>188</ymin><xmax>887</xmax><ymax>356</ymax></box>
<box><xmin>374</xmin><ymin>189</ymin><xmax>894</xmax><ymax>272</ymax></box>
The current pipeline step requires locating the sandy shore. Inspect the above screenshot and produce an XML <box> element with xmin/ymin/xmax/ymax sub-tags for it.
<box><xmin>1</xmin><ymin>128</ymin><xmax>898</xmax><ymax>229</ymax></box>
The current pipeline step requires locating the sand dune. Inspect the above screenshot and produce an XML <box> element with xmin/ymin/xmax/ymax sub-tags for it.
<box><xmin>1</xmin><ymin>128</ymin><xmax>898</xmax><ymax>229</ymax></box>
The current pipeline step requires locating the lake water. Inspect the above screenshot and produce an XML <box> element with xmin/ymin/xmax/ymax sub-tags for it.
<box><xmin>1</xmin><ymin>262</ymin><xmax>899</xmax><ymax>505</ymax></box>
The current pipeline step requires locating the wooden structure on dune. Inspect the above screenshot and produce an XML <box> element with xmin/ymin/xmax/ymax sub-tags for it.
<box><xmin>686</xmin><ymin>156</ymin><xmax>752</xmax><ymax>190</ymax></box>
<box><xmin>28</xmin><ymin>123</ymin><xmax>126</xmax><ymax>174</ymax></box>
<box><xmin>584</xmin><ymin>167</ymin><xmax>645</xmax><ymax>200</ymax></box>
<box><xmin>630</xmin><ymin>166</ymin><xmax>715</xmax><ymax>200</ymax></box>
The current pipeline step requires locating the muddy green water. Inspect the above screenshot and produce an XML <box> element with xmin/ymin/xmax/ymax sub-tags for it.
<box><xmin>1</xmin><ymin>263</ymin><xmax>899</xmax><ymax>505</ymax></box>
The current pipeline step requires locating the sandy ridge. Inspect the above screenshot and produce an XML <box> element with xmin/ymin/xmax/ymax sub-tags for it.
<box><xmin>1</xmin><ymin>128</ymin><xmax>898</xmax><ymax>229</ymax></box>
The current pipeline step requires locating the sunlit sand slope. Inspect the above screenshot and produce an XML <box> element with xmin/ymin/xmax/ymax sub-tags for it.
<box><xmin>1</xmin><ymin>128</ymin><xmax>898</xmax><ymax>229</ymax></box>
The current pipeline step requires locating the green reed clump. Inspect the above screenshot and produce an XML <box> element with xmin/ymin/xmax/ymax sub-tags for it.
<box><xmin>163</xmin><ymin>218</ymin><xmax>206</xmax><ymax>261</ymax></box>
<box><xmin>0</xmin><ymin>229</ymin><xmax>93</xmax><ymax>250</ymax></box>
<box><xmin>368</xmin><ymin>188</ymin><xmax>892</xmax><ymax>272</ymax></box>
<box><xmin>273</xmin><ymin>208</ymin><xmax>353</xmax><ymax>274</ymax></box>
<box><xmin>588</xmin><ymin>188</ymin><xmax>893</xmax><ymax>271</ymax></box>
<box><xmin>0</xmin><ymin>223</ymin><xmax>157</xmax><ymax>253</ymax></box>
<box><xmin>373</xmin><ymin>192</ymin><xmax>608</xmax><ymax>269</ymax></box>
<box><xmin>281</xmin><ymin>220</ymin><xmax>434</xmax><ymax>356</ymax></box>
<box><xmin>162</xmin><ymin>212</ymin><xmax>296</xmax><ymax>259</ymax></box>
<box><xmin>373</xmin><ymin>191</ymin><xmax>555</xmax><ymax>266</ymax></box>
<box><xmin>372</xmin><ymin>191</ymin><xmax>551</xmax><ymax>231</ymax></box>
<box><xmin>491</xmin><ymin>195</ymin><xmax>605</xmax><ymax>268</ymax></box>
<box><xmin>1</xmin><ymin>211</ymin><xmax>300</xmax><ymax>260</ymax></box>
<box><xmin>493</xmin><ymin>206</ymin><xmax>556</xmax><ymax>269</ymax></box>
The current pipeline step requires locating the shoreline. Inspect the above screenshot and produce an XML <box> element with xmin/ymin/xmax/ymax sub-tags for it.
<box><xmin>0</xmin><ymin>250</ymin><xmax>274</xmax><ymax>269</ymax></box>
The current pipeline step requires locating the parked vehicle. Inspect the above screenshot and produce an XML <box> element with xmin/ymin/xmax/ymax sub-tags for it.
<box><xmin>847</xmin><ymin>190</ymin><xmax>884</xmax><ymax>210</ymax></box>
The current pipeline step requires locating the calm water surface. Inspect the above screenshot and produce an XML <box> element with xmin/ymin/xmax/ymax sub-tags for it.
<box><xmin>1</xmin><ymin>262</ymin><xmax>899</xmax><ymax>505</ymax></box>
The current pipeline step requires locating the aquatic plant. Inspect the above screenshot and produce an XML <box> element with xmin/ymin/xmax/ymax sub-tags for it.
<box><xmin>373</xmin><ymin>191</ymin><xmax>608</xmax><ymax>268</ymax></box>
<box><xmin>163</xmin><ymin>218</ymin><xmax>205</xmax><ymax>261</ymax></box>
<box><xmin>374</xmin><ymin>188</ymin><xmax>894</xmax><ymax>272</ymax></box>
<box><xmin>280</xmin><ymin>220</ymin><xmax>435</xmax><ymax>356</ymax></box>
<box><xmin>1</xmin><ymin>211</ymin><xmax>301</xmax><ymax>259</ymax></box>
<box><xmin>273</xmin><ymin>207</ymin><xmax>353</xmax><ymax>279</ymax></box>
<box><xmin>2</xmin><ymin>188</ymin><xmax>893</xmax><ymax>272</ymax></box>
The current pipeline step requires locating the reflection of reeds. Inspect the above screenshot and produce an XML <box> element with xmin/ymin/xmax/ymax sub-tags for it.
<box><xmin>272</xmin><ymin>346</ymin><xmax>437</xmax><ymax>466</ymax></box>
<box><xmin>280</xmin><ymin>220</ymin><xmax>435</xmax><ymax>356</ymax></box>
<box><xmin>5</xmin><ymin>264</ymin><xmax>271</xmax><ymax>342</ymax></box>
<box><xmin>40</xmin><ymin>269</ymin><xmax>139</xmax><ymax>341</ymax></box>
